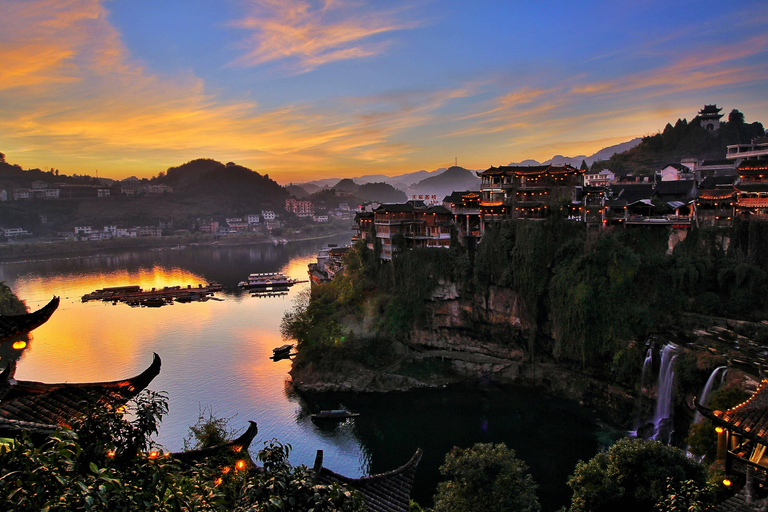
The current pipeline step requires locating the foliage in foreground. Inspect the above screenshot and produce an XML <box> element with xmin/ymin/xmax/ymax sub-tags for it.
<box><xmin>0</xmin><ymin>282</ymin><xmax>27</xmax><ymax>315</ymax></box>
<box><xmin>0</xmin><ymin>391</ymin><xmax>362</xmax><ymax>512</ymax></box>
<box><xmin>432</xmin><ymin>442</ymin><xmax>540</xmax><ymax>512</ymax></box>
<box><xmin>566</xmin><ymin>438</ymin><xmax>712</xmax><ymax>512</ymax></box>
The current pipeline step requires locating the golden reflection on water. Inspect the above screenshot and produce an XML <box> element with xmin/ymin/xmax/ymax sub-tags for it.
<box><xmin>11</xmin><ymin>265</ymin><xmax>216</xmax><ymax>383</ymax></box>
<box><xmin>2</xmin><ymin>242</ymin><xmax>366</xmax><ymax>469</ymax></box>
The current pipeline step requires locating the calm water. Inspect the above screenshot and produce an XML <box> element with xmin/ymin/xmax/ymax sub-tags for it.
<box><xmin>0</xmin><ymin>236</ymin><xmax>602</xmax><ymax>511</ymax></box>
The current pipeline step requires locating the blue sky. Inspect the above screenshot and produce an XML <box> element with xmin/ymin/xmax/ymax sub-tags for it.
<box><xmin>1</xmin><ymin>0</ymin><xmax>766</xmax><ymax>183</ymax></box>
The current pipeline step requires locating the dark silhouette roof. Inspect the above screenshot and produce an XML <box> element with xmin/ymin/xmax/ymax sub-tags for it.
<box><xmin>0</xmin><ymin>353</ymin><xmax>161</xmax><ymax>437</ymax></box>
<box><xmin>613</xmin><ymin>183</ymin><xmax>654</xmax><ymax>203</ymax></box>
<box><xmin>172</xmin><ymin>421</ymin><xmax>258</xmax><ymax>465</ymax></box>
<box><xmin>701</xmin><ymin>159</ymin><xmax>734</xmax><ymax>167</ymax></box>
<box><xmin>313</xmin><ymin>448</ymin><xmax>423</xmax><ymax>512</ymax></box>
<box><xmin>696</xmin><ymin>379</ymin><xmax>768</xmax><ymax>444</ymax></box>
<box><xmin>0</xmin><ymin>296</ymin><xmax>59</xmax><ymax>343</ymax></box>
<box><xmin>701</xmin><ymin>175</ymin><xmax>737</xmax><ymax>188</ymax></box>
<box><xmin>655</xmin><ymin>179</ymin><xmax>697</xmax><ymax>199</ymax></box>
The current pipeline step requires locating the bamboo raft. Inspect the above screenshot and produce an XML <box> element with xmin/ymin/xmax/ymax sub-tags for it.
<box><xmin>82</xmin><ymin>283</ymin><xmax>223</xmax><ymax>306</ymax></box>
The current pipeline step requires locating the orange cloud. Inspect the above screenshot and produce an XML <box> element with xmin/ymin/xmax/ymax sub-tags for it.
<box><xmin>230</xmin><ymin>0</ymin><xmax>421</xmax><ymax>72</ymax></box>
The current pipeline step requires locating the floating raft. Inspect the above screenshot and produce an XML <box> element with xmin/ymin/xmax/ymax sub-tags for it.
<box><xmin>82</xmin><ymin>283</ymin><xmax>222</xmax><ymax>306</ymax></box>
<box><xmin>310</xmin><ymin>409</ymin><xmax>360</xmax><ymax>420</ymax></box>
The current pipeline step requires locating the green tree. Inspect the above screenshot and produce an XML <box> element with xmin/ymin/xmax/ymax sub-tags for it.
<box><xmin>656</xmin><ymin>478</ymin><xmax>716</xmax><ymax>512</ymax></box>
<box><xmin>0</xmin><ymin>391</ymin><xmax>363</xmax><ymax>512</ymax></box>
<box><xmin>566</xmin><ymin>438</ymin><xmax>707</xmax><ymax>512</ymax></box>
<box><xmin>432</xmin><ymin>442</ymin><xmax>540</xmax><ymax>512</ymax></box>
<box><xmin>0</xmin><ymin>282</ymin><xmax>27</xmax><ymax>315</ymax></box>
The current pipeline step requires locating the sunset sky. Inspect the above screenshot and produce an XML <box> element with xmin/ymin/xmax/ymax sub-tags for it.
<box><xmin>1</xmin><ymin>0</ymin><xmax>767</xmax><ymax>184</ymax></box>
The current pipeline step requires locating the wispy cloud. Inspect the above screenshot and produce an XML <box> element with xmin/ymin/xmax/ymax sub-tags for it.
<box><xmin>229</xmin><ymin>0</ymin><xmax>421</xmax><ymax>72</ymax></box>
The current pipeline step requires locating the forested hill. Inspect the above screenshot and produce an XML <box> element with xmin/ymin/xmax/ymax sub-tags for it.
<box><xmin>158</xmin><ymin>159</ymin><xmax>288</xmax><ymax>209</ymax></box>
<box><xmin>595</xmin><ymin>109</ymin><xmax>765</xmax><ymax>173</ymax></box>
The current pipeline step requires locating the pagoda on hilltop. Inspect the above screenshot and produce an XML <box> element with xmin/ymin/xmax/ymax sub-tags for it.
<box><xmin>699</xmin><ymin>104</ymin><xmax>724</xmax><ymax>131</ymax></box>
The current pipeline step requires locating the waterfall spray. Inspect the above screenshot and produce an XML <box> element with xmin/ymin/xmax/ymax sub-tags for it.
<box><xmin>653</xmin><ymin>344</ymin><xmax>678</xmax><ymax>443</ymax></box>
<box><xmin>693</xmin><ymin>366</ymin><xmax>727</xmax><ymax>424</ymax></box>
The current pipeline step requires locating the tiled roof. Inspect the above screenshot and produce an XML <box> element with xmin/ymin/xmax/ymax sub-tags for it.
<box><xmin>736</xmin><ymin>183</ymin><xmax>768</xmax><ymax>193</ymax></box>
<box><xmin>375</xmin><ymin>204</ymin><xmax>414</xmax><ymax>213</ymax></box>
<box><xmin>698</xmin><ymin>380</ymin><xmax>768</xmax><ymax>444</ymax></box>
<box><xmin>699</xmin><ymin>189</ymin><xmax>735</xmax><ymax>200</ymax></box>
<box><xmin>172</xmin><ymin>421</ymin><xmax>258</xmax><ymax>465</ymax></box>
<box><xmin>314</xmin><ymin>449</ymin><xmax>423</xmax><ymax>512</ymax></box>
<box><xmin>738</xmin><ymin>160</ymin><xmax>768</xmax><ymax>173</ymax></box>
<box><xmin>0</xmin><ymin>353</ymin><xmax>161</xmax><ymax>437</ymax></box>
<box><xmin>701</xmin><ymin>176</ymin><xmax>737</xmax><ymax>188</ymax></box>
<box><xmin>0</xmin><ymin>296</ymin><xmax>59</xmax><ymax>343</ymax></box>
<box><xmin>655</xmin><ymin>179</ymin><xmax>697</xmax><ymax>196</ymax></box>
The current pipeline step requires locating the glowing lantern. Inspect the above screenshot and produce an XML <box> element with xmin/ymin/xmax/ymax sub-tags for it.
<box><xmin>222</xmin><ymin>466</ymin><xmax>231</xmax><ymax>474</ymax></box>
<box><xmin>236</xmin><ymin>460</ymin><xmax>246</xmax><ymax>471</ymax></box>
<box><xmin>12</xmin><ymin>341</ymin><xmax>26</xmax><ymax>350</ymax></box>
<box><xmin>214</xmin><ymin>477</ymin><xmax>223</xmax><ymax>486</ymax></box>
<box><xmin>715</xmin><ymin>427</ymin><xmax>724</xmax><ymax>433</ymax></box>
<box><xmin>723</xmin><ymin>479</ymin><xmax>732</xmax><ymax>487</ymax></box>
<box><xmin>149</xmin><ymin>451</ymin><xmax>159</xmax><ymax>459</ymax></box>
<box><xmin>107</xmin><ymin>451</ymin><xmax>115</xmax><ymax>458</ymax></box>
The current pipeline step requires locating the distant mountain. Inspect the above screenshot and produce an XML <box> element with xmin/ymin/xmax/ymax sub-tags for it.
<box><xmin>408</xmin><ymin>166</ymin><xmax>480</xmax><ymax>199</ymax></box>
<box><xmin>302</xmin><ymin>169</ymin><xmax>439</xmax><ymax>190</ymax></box>
<box><xmin>319</xmin><ymin>178</ymin><xmax>406</xmax><ymax>203</ymax></box>
<box><xmin>507</xmin><ymin>138</ymin><xmax>642</xmax><ymax>168</ymax></box>
<box><xmin>285</xmin><ymin>184</ymin><xmax>309</xmax><ymax>198</ymax></box>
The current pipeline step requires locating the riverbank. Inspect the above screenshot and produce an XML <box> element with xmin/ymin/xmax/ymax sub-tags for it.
<box><xmin>288</xmin><ymin>344</ymin><xmax>637</xmax><ymax>426</ymax></box>
<box><xmin>0</xmin><ymin>227</ymin><xmax>352</xmax><ymax>264</ymax></box>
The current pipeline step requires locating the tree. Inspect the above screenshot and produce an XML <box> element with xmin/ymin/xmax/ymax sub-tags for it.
<box><xmin>0</xmin><ymin>391</ymin><xmax>363</xmax><ymax>512</ymax></box>
<box><xmin>566</xmin><ymin>438</ymin><xmax>707</xmax><ymax>512</ymax></box>
<box><xmin>580</xmin><ymin>159</ymin><xmax>588</xmax><ymax>171</ymax></box>
<box><xmin>0</xmin><ymin>282</ymin><xmax>27</xmax><ymax>315</ymax></box>
<box><xmin>656</xmin><ymin>478</ymin><xmax>716</xmax><ymax>512</ymax></box>
<box><xmin>432</xmin><ymin>442</ymin><xmax>540</xmax><ymax>512</ymax></box>
<box><xmin>728</xmin><ymin>109</ymin><xmax>745</xmax><ymax>126</ymax></box>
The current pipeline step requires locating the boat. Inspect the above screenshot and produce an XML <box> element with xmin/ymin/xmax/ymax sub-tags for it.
<box><xmin>238</xmin><ymin>272</ymin><xmax>304</xmax><ymax>289</ymax></box>
<box><xmin>273</xmin><ymin>344</ymin><xmax>294</xmax><ymax>355</ymax></box>
<box><xmin>310</xmin><ymin>409</ymin><xmax>360</xmax><ymax>420</ymax></box>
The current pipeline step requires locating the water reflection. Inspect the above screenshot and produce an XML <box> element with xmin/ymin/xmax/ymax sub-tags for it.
<box><xmin>0</xmin><ymin>235</ymin><xmax>601</xmax><ymax>511</ymax></box>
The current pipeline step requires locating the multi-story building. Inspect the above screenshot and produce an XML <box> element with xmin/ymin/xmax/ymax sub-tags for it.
<box><xmin>699</xmin><ymin>104</ymin><xmax>724</xmax><ymax>131</ymax></box>
<box><xmin>734</xmin><ymin>159</ymin><xmax>768</xmax><ymax>218</ymax></box>
<box><xmin>285</xmin><ymin>198</ymin><xmax>314</xmax><ymax>217</ymax></box>
<box><xmin>373</xmin><ymin>201</ymin><xmax>452</xmax><ymax>260</ymax></box>
<box><xmin>476</xmin><ymin>164</ymin><xmax>583</xmax><ymax>229</ymax></box>
<box><xmin>696</xmin><ymin>176</ymin><xmax>736</xmax><ymax>227</ymax></box>
<box><xmin>442</xmin><ymin>191</ymin><xmax>481</xmax><ymax>246</ymax></box>
<box><xmin>727</xmin><ymin>136</ymin><xmax>768</xmax><ymax>162</ymax></box>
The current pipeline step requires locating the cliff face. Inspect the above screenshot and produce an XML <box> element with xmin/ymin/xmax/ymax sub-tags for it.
<box><xmin>290</xmin><ymin>283</ymin><xmax>636</xmax><ymax>424</ymax></box>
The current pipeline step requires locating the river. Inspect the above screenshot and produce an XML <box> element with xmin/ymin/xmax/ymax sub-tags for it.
<box><xmin>0</xmin><ymin>235</ymin><xmax>604</xmax><ymax>511</ymax></box>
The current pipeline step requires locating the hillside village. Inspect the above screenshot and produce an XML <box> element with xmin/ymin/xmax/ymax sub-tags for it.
<box><xmin>1</xmin><ymin>105</ymin><xmax>766</xmax><ymax>250</ymax></box>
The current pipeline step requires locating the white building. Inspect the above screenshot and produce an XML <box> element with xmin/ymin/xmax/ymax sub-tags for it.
<box><xmin>584</xmin><ymin>170</ymin><xmax>616</xmax><ymax>187</ymax></box>
<box><xmin>261</xmin><ymin>210</ymin><xmax>276</xmax><ymax>221</ymax></box>
<box><xmin>4</xmin><ymin>228</ymin><xmax>30</xmax><ymax>237</ymax></box>
<box><xmin>247</xmin><ymin>214</ymin><xmax>260</xmax><ymax>225</ymax></box>
<box><xmin>13</xmin><ymin>189</ymin><xmax>30</xmax><ymax>200</ymax></box>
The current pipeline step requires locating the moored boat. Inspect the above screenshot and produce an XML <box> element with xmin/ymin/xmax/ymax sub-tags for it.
<box><xmin>310</xmin><ymin>409</ymin><xmax>359</xmax><ymax>420</ymax></box>
<box><xmin>238</xmin><ymin>272</ymin><xmax>305</xmax><ymax>289</ymax></box>
<box><xmin>273</xmin><ymin>344</ymin><xmax>294</xmax><ymax>355</ymax></box>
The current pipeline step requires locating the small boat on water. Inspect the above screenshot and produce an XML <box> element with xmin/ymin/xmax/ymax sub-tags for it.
<box><xmin>273</xmin><ymin>344</ymin><xmax>294</xmax><ymax>355</ymax></box>
<box><xmin>238</xmin><ymin>272</ymin><xmax>306</xmax><ymax>289</ymax></box>
<box><xmin>310</xmin><ymin>409</ymin><xmax>359</xmax><ymax>421</ymax></box>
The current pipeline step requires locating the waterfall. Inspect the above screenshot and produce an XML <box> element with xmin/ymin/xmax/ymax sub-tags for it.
<box><xmin>653</xmin><ymin>344</ymin><xmax>678</xmax><ymax>443</ymax></box>
<box><xmin>640</xmin><ymin>348</ymin><xmax>653</xmax><ymax>391</ymax></box>
<box><xmin>693</xmin><ymin>366</ymin><xmax>727</xmax><ymax>424</ymax></box>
